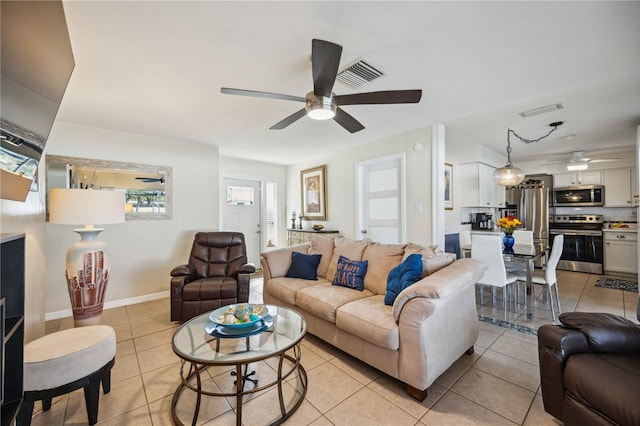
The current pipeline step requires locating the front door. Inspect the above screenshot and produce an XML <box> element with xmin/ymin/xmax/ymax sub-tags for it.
<box><xmin>221</xmin><ymin>178</ymin><xmax>261</xmax><ymax>266</ymax></box>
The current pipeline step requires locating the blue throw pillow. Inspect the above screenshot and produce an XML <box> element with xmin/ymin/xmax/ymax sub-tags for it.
<box><xmin>384</xmin><ymin>253</ymin><xmax>424</xmax><ymax>305</ymax></box>
<box><xmin>332</xmin><ymin>255</ymin><xmax>368</xmax><ymax>291</ymax></box>
<box><xmin>285</xmin><ymin>251</ymin><xmax>322</xmax><ymax>280</ymax></box>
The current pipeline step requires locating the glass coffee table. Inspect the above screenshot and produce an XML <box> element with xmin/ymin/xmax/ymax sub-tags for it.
<box><xmin>171</xmin><ymin>304</ymin><xmax>307</xmax><ymax>426</ymax></box>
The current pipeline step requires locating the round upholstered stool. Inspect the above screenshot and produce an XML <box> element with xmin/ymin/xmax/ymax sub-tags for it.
<box><xmin>17</xmin><ymin>325</ymin><xmax>116</xmax><ymax>426</ymax></box>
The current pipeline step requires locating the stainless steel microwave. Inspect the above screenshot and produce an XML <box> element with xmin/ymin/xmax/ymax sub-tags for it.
<box><xmin>553</xmin><ymin>185</ymin><xmax>604</xmax><ymax>207</ymax></box>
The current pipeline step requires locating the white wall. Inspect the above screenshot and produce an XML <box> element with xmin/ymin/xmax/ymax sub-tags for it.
<box><xmin>0</xmin><ymin>167</ymin><xmax>47</xmax><ymax>342</ymax></box>
<box><xmin>286</xmin><ymin>127</ymin><xmax>434</xmax><ymax>246</ymax></box>
<box><xmin>44</xmin><ymin>123</ymin><xmax>220</xmax><ymax>317</ymax></box>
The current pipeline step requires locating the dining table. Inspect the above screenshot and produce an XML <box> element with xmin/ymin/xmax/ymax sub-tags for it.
<box><xmin>502</xmin><ymin>242</ymin><xmax>548</xmax><ymax>319</ymax></box>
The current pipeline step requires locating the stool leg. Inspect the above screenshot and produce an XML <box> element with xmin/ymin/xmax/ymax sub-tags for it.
<box><xmin>101</xmin><ymin>368</ymin><xmax>112</xmax><ymax>394</ymax></box>
<box><xmin>42</xmin><ymin>398</ymin><xmax>52</xmax><ymax>411</ymax></box>
<box><xmin>16</xmin><ymin>399</ymin><xmax>35</xmax><ymax>426</ymax></box>
<box><xmin>84</xmin><ymin>373</ymin><xmax>102</xmax><ymax>425</ymax></box>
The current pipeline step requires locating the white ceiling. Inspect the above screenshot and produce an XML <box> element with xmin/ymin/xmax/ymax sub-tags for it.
<box><xmin>57</xmin><ymin>1</ymin><xmax>640</xmax><ymax>166</ymax></box>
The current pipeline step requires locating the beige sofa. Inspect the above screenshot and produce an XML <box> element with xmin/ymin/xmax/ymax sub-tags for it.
<box><xmin>260</xmin><ymin>236</ymin><xmax>487</xmax><ymax>400</ymax></box>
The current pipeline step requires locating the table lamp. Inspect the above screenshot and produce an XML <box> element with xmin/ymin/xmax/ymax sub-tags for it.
<box><xmin>49</xmin><ymin>188</ymin><xmax>125</xmax><ymax>326</ymax></box>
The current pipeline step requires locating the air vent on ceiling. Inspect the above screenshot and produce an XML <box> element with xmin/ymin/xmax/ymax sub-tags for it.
<box><xmin>336</xmin><ymin>58</ymin><xmax>386</xmax><ymax>89</ymax></box>
<box><xmin>518</xmin><ymin>103</ymin><xmax>564</xmax><ymax>118</ymax></box>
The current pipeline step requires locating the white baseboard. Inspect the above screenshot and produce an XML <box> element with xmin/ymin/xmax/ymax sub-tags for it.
<box><xmin>45</xmin><ymin>290</ymin><xmax>170</xmax><ymax>321</ymax></box>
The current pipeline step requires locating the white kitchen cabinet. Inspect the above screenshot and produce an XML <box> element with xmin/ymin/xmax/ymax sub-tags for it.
<box><xmin>554</xmin><ymin>170</ymin><xmax>601</xmax><ymax>187</ymax></box>
<box><xmin>604</xmin><ymin>231</ymin><xmax>638</xmax><ymax>275</ymax></box>
<box><xmin>603</xmin><ymin>168</ymin><xmax>635</xmax><ymax>206</ymax></box>
<box><xmin>459</xmin><ymin>162</ymin><xmax>504</xmax><ymax>207</ymax></box>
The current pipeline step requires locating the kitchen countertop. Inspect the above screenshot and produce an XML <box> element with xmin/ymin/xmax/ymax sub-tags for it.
<box><xmin>603</xmin><ymin>228</ymin><xmax>637</xmax><ymax>233</ymax></box>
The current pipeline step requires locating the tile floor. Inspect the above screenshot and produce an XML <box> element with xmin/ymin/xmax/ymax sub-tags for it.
<box><xmin>31</xmin><ymin>270</ymin><xmax>638</xmax><ymax>425</ymax></box>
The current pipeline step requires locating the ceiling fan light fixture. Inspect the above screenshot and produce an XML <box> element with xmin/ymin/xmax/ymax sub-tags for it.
<box><xmin>306</xmin><ymin>93</ymin><xmax>336</xmax><ymax>120</ymax></box>
<box><xmin>567</xmin><ymin>163</ymin><xmax>588</xmax><ymax>171</ymax></box>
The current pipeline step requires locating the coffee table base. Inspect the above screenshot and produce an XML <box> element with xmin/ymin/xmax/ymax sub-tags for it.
<box><xmin>171</xmin><ymin>350</ymin><xmax>307</xmax><ymax>426</ymax></box>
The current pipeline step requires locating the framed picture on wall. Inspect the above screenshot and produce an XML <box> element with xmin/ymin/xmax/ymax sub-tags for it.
<box><xmin>444</xmin><ymin>163</ymin><xmax>453</xmax><ymax>210</ymax></box>
<box><xmin>301</xmin><ymin>165</ymin><xmax>327</xmax><ymax>220</ymax></box>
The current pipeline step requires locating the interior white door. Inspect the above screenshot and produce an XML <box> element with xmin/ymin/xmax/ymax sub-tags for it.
<box><xmin>221</xmin><ymin>177</ymin><xmax>261</xmax><ymax>266</ymax></box>
<box><xmin>356</xmin><ymin>155</ymin><xmax>404</xmax><ymax>244</ymax></box>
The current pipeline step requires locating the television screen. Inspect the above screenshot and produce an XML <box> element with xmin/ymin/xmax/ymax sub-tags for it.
<box><xmin>1</xmin><ymin>1</ymin><xmax>75</xmax><ymax>200</ymax></box>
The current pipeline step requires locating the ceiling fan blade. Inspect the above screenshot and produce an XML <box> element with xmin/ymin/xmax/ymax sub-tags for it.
<box><xmin>270</xmin><ymin>108</ymin><xmax>307</xmax><ymax>130</ymax></box>
<box><xmin>333</xmin><ymin>107</ymin><xmax>365</xmax><ymax>133</ymax></box>
<box><xmin>589</xmin><ymin>158</ymin><xmax>621</xmax><ymax>163</ymax></box>
<box><xmin>335</xmin><ymin>90</ymin><xmax>423</xmax><ymax>105</ymax></box>
<box><xmin>312</xmin><ymin>39</ymin><xmax>342</xmax><ymax>98</ymax></box>
<box><xmin>221</xmin><ymin>87</ymin><xmax>306</xmax><ymax>103</ymax></box>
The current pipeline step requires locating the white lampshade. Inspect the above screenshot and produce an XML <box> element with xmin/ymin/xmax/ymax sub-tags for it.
<box><xmin>50</xmin><ymin>188</ymin><xmax>125</xmax><ymax>225</ymax></box>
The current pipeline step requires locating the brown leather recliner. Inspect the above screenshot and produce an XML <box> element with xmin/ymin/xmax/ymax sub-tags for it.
<box><xmin>538</xmin><ymin>304</ymin><xmax>640</xmax><ymax>426</ymax></box>
<box><xmin>170</xmin><ymin>232</ymin><xmax>255</xmax><ymax>322</ymax></box>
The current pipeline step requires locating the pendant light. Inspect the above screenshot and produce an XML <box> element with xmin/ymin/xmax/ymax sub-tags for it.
<box><xmin>492</xmin><ymin>129</ymin><xmax>525</xmax><ymax>186</ymax></box>
<box><xmin>492</xmin><ymin>122</ymin><xmax>563</xmax><ymax>186</ymax></box>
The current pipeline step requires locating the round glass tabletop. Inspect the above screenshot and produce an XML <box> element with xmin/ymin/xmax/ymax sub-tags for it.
<box><xmin>172</xmin><ymin>304</ymin><xmax>307</xmax><ymax>365</ymax></box>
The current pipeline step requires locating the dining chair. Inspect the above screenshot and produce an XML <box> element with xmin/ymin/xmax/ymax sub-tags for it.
<box><xmin>513</xmin><ymin>230</ymin><xmax>534</xmax><ymax>245</ymax></box>
<box><xmin>514</xmin><ymin>234</ymin><xmax>564</xmax><ymax>321</ymax></box>
<box><xmin>459</xmin><ymin>230</ymin><xmax>471</xmax><ymax>258</ymax></box>
<box><xmin>506</xmin><ymin>229</ymin><xmax>535</xmax><ymax>300</ymax></box>
<box><xmin>471</xmin><ymin>233</ymin><xmax>519</xmax><ymax>321</ymax></box>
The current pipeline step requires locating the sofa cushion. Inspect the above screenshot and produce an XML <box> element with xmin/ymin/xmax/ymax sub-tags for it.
<box><xmin>267</xmin><ymin>276</ymin><xmax>329</xmax><ymax>305</ymax></box>
<box><xmin>296</xmin><ymin>283</ymin><xmax>374</xmax><ymax>323</ymax></box>
<box><xmin>325</xmin><ymin>238</ymin><xmax>369</xmax><ymax>282</ymax></box>
<box><xmin>362</xmin><ymin>242</ymin><xmax>406</xmax><ymax>295</ymax></box>
<box><xmin>332</xmin><ymin>255</ymin><xmax>368</xmax><ymax>291</ymax></box>
<box><xmin>262</xmin><ymin>245</ymin><xmax>310</xmax><ymax>278</ymax></box>
<box><xmin>384</xmin><ymin>253</ymin><xmax>423</xmax><ymax>305</ymax></box>
<box><xmin>286</xmin><ymin>251</ymin><xmax>322</xmax><ymax>280</ymax></box>
<box><xmin>336</xmin><ymin>295</ymin><xmax>399</xmax><ymax>350</ymax></box>
<box><xmin>403</xmin><ymin>243</ymin><xmax>455</xmax><ymax>277</ymax></box>
<box><xmin>308</xmin><ymin>235</ymin><xmax>335</xmax><ymax>279</ymax></box>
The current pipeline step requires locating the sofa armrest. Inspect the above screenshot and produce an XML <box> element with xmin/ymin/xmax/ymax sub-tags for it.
<box><xmin>558</xmin><ymin>312</ymin><xmax>640</xmax><ymax>354</ymax></box>
<box><xmin>392</xmin><ymin>258</ymin><xmax>487</xmax><ymax>321</ymax></box>
<box><xmin>260</xmin><ymin>243</ymin><xmax>311</xmax><ymax>280</ymax></box>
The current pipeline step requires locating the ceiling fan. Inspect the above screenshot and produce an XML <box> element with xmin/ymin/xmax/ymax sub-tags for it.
<box><xmin>220</xmin><ymin>39</ymin><xmax>422</xmax><ymax>133</ymax></box>
<box><xmin>546</xmin><ymin>151</ymin><xmax>621</xmax><ymax>170</ymax></box>
<box><xmin>135</xmin><ymin>176</ymin><xmax>164</xmax><ymax>184</ymax></box>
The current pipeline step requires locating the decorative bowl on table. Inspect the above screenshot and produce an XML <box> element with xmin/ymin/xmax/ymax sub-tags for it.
<box><xmin>312</xmin><ymin>224</ymin><xmax>324</xmax><ymax>231</ymax></box>
<box><xmin>209</xmin><ymin>303</ymin><xmax>268</xmax><ymax>329</ymax></box>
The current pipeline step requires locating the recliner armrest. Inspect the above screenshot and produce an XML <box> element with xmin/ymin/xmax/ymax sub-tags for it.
<box><xmin>558</xmin><ymin>312</ymin><xmax>640</xmax><ymax>354</ymax></box>
<box><xmin>170</xmin><ymin>264</ymin><xmax>196</xmax><ymax>277</ymax></box>
<box><xmin>238</xmin><ymin>263</ymin><xmax>256</xmax><ymax>274</ymax></box>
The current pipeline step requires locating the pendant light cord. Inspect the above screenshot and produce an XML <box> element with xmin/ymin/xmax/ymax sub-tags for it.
<box><xmin>508</xmin><ymin>122</ymin><xmax>561</xmax><ymax>145</ymax></box>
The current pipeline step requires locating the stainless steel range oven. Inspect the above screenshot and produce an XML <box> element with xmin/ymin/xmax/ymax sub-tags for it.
<box><xmin>549</xmin><ymin>215</ymin><xmax>603</xmax><ymax>274</ymax></box>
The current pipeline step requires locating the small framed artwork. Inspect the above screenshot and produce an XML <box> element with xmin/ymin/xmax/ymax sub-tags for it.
<box><xmin>444</xmin><ymin>163</ymin><xmax>453</xmax><ymax>210</ymax></box>
<box><xmin>301</xmin><ymin>165</ymin><xmax>327</xmax><ymax>220</ymax></box>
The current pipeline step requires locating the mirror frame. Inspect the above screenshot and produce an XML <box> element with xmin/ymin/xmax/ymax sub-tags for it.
<box><xmin>46</xmin><ymin>155</ymin><xmax>172</xmax><ymax>220</ymax></box>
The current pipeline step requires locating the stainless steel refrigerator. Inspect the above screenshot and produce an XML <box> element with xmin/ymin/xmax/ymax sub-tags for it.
<box><xmin>519</xmin><ymin>187</ymin><xmax>549</xmax><ymax>245</ymax></box>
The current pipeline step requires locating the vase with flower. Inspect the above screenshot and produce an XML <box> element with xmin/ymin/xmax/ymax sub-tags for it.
<box><xmin>496</xmin><ymin>215</ymin><xmax>522</xmax><ymax>253</ymax></box>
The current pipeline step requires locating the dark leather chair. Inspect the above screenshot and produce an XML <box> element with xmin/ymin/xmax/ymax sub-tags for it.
<box><xmin>170</xmin><ymin>232</ymin><xmax>255</xmax><ymax>322</ymax></box>
<box><xmin>538</xmin><ymin>303</ymin><xmax>640</xmax><ymax>426</ymax></box>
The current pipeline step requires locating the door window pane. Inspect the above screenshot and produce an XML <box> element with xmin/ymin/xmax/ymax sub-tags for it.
<box><xmin>368</xmin><ymin>169</ymin><xmax>397</xmax><ymax>192</ymax></box>
<box><xmin>227</xmin><ymin>186</ymin><xmax>254</xmax><ymax>205</ymax></box>
<box><xmin>369</xmin><ymin>198</ymin><xmax>398</xmax><ymax>220</ymax></box>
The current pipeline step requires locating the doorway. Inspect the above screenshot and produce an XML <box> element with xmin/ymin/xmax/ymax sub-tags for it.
<box><xmin>221</xmin><ymin>177</ymin><xmax>262</xmax><ymax>266</ymax></box>
<box><xmin>356</xmin><ymin>154</ymin><xmax>405</xmax><ymax>243</ymax></box>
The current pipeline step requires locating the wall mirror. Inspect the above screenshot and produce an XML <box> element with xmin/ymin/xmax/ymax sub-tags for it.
<box><xmin>46</xmin><ymin>155</ymin><xmax>172</xmax><ymax>220</ymax></box>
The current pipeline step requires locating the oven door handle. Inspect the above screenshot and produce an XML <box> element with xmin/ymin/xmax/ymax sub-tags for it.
<box><xmin>550</xmin><ymin>229</ymin><xmax>602</xmax><ymax>237</ymax></box>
